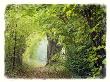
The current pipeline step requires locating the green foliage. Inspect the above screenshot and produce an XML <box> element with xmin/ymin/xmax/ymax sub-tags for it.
<box><xmin>5</xmin><ymin>4</ymin><xmax>106</xmax><ymax>78</ymax></box>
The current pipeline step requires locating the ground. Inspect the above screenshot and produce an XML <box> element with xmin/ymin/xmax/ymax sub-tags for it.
<box><xmin>7</xmin><ymin>65</ymin><xmax>72</xmax><ymax>79</ymax></box>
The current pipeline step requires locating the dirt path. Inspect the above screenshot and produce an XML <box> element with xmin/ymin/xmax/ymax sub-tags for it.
<box><xmin>17</xmin><ymin>66</ymin><xmax>72</xmax><ymax>79</ymax></box>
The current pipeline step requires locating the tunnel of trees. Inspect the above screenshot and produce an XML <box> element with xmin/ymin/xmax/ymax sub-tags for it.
<box><xmin>5</xmin><ymin>4</ymin><xmax>106</xmax><ymax>78</ymax></box>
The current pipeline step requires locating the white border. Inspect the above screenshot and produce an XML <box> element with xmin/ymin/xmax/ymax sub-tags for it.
<box><xmin>0</xmin><ymin>0</ymin><xmax>110</xmax><ymax>82</ymax></box>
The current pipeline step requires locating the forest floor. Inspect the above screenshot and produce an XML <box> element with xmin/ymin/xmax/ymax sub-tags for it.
<box><xmin>9</xmin><ymin>65</ymin><xmax>72</xmax><ymax>79</ymax></box>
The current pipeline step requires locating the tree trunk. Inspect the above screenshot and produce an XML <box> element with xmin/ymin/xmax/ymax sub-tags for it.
<box><xmin>12</xmin><ymin>28</ymin><xmax>17</xmax><ymax>70</ymax></box>
<box><xmin>46</xmin><ymin>34</ymin><xmax>62</xmax><ymax>64</ymax></box>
